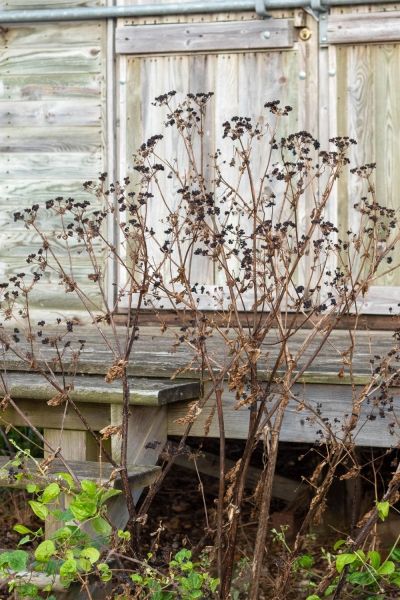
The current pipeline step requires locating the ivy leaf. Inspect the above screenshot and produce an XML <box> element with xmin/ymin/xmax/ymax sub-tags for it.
<box><xmin>336</xmin><ymin>553</ymin><xmax>357</xmax><ymax>573</ymax></box>
<box><xmin>34</xmin><ymin>540</ymin><xmax>56</xmax><ymax>562</ymax></box>
<box><xmin>41</xmin><ymin>483</ymin><xmax>60</xmax><ymax>504</ymax></box>
<box><xmin>29</xmin><ymin>500</ymin><xmax>48</xmax><ymax>521</ymax></box>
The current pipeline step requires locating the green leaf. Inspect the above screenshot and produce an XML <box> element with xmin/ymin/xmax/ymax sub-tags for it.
<box><xmin>26</xmin><ymin>483</ymin><xmax>39</xmax><ymax>494</ymax></box>
<box><xmin>18</xmin><ymin>536</ymin><xmax>31</xmax><ymax>546</ymax></box>
<box><xmin>306</xmin><ymin>595</ymin><xmax>321</xmax><ymax>600</ymax></box>
<box><xmin>91</xmin><ymin>516</ymin><xmax>112</xmax><ymax>536</ymax></box>
<box><xmin>52</xmin><ymin>526</ymin><xmax>73</xmax><ymax>540</ymax></box>
<box><xmin>377</xmin><ymin>501</ymin><xmax>390</xmax><ymax>521</ymax></box>
<box><xmin>80</xmin><ymin>480</ymin><xmax>98</xmax><ymax>497</ymax></box>
<box><xmin>41</xmin><ymin>483</ymin><xmax>60</xmax><ymax>504</ymax></box>
<box><xmin>60</xmin><ymin>558</ymin><xmax>77</xmax><ymax>581</ymax></box>
<box><xmin>69</xmin><ymin>497</ymin><xmax>97</xmax><ymax>521</ymax></box>
<box><xmin>8</xmin><ymin>550</ymin><xmax>29</xmax><ymax>572</ymax></box>
<box><xmin>378</xmin><ymin>560</ymin><xmax>395</xmax><ymax>576</ymax></box>
<box><xmin>391</xmin><ymin>548</ymin><xmax>400</xmax><ymax>561</ymax></box>
<box><xmin>55</xmin><ymin>472</ymin><xmax>74</xmax><ymax>489</ymax></box>
<box><xmin>98</xmin><ymin>562</ymin><xmax>112</xmax><ymax>582</ymax></box>
<box><xmin>336</xmin><ymin>553</ymin><xmax>357</xmax><ymax>573</ymax></box>
<box><xmin>368</xmin><ymin>550</ymin><xmax>381</xmax><ymax>570</ymax></box>
<box><xmin>35</xmin><ymin>540</ymin><xmax>56</xmax><ymax>562</ymax></box>
<box><xmin>13</xmin><ymin>525</ymin><xmax>32</xmax><ymax>535</ymax></box>
<box><xmin>80</xmin><ymin>547</ymin><xmax>100</xmax><ymax>565</ymax></box>
<box><xmin>333</xmin><ymin>539</ymin><xmax>346</xmax><ymax>551</ymax></box>
<box><xmin>296</xmin><ymin>554</ymin><xmax>314</xmax><ymax>569</ymax></box>
<box><xmin>99</xmin><ymin>488</ymin><xmax>122</xmax><ymax>505</ymax></box>
<box><xmin>14</xmin><ymin>583</ymin><xmax>39</xmax><ymax>598</ymax></box>
<box><xmin>29</xmin><ymin>500</ymin><xmax>48</xmax><ymax>521</ymax></box>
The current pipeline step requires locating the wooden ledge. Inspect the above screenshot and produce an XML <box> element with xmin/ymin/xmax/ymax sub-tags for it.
<box><xmin>0</xmin><ymin>456</ymin><xmax>160</xmax><ymax>489</ymax></box>
<box><xmin>1</xmin><ymin>372</ymin><xmax>200</xmax><ymax>406</ymax></box>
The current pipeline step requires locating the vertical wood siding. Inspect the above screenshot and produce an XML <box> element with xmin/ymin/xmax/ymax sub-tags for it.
<box><xmin>0</xmin><ymin>4</ymin><xmax>107</xmax><ymax>318</ymax></box>
<box><xmin>335</xmin><ymin>43</ymin><xmax>400</xmax><ymax>287</ymax></box>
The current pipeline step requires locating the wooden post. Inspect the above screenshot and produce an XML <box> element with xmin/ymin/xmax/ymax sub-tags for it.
<box><xmin>107</xmin><ymin>404</ymin><xmax>167</xmax><ymax>530</ymax></box>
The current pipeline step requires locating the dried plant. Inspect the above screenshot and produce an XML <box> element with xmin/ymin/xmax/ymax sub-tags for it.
<box><xmin>0</xmin><ymin>93</ymin><xmax>400</xmax><ymax>599</ymax></box>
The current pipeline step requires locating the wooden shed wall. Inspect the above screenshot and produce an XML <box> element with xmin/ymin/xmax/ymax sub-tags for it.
<box><xmin>0</xmin><ymin>0</ymin><xmax>108</xmax><ymax>319</ymax></box>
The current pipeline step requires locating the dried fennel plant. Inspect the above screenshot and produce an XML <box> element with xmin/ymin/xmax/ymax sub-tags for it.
<box><xmin>0</xmin><ymin>93</ymin><xmax>399</xmax><ymax>599</ymax></box>
<box><xmin>121</xmin><ymin>93</ymin><xmax>400</xmax><ymax>598</ymax></box>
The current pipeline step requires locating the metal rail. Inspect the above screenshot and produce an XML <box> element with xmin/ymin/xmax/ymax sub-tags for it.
<box><xmin>0</xmin><ymin>0</ymin><xmax>398</xmax><ymax>23</ymax></box>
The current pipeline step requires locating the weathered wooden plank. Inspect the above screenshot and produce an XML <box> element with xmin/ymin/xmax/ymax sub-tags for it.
<box><xmin>0</xmin><ymin>372</ymin><xmax>200</xmax><ymax>406</ymax></box>
<box><xmin>0</xmin><ymin>100</ymin><xmax>101</xmax><ymax>127</ymax></box>
<box><xmin>173</xmin><ymin>448</ymin><xmax>303</xmax><ymax>502</ymax></box>
<box><xmin>0</xmin><ymin>73</ymin><xmax>102</xmax><ymax>101</ymax></box>
<box><xmin>328</xmin><ymin>12</ymin><xmax>400</xmax><ymax>45</ymax></box>
<box><xmin>167</xmin><ymin>384</ymin><xmax>400</xmax><ymax>447</ymax></box>
<box><xmin>0</xmin><ymin>456</ymin><xmax>160</xmax><ymax>489</ymax></box>
<box><xmin>0</xmin><ymin>127</ymin><xmax>101</xmax><ymax>153</ymax></box>
<box><xmin>1</xmin><ymin>22</ymin><xmax>103</xmax><ymax>48</ymax></box>
<box><xmin>0</xmin><ymin>0</ymin><xmax>102</xmax><ymax>9</ymax></box>
<box><xmin>0</xmin><ymin>152</ymin><xmax>103</xmax><ymax>179</ymax></box>
<box><xmin>0</xmin><ymin>398</ymin><xmax>109</xmax><ymax>431</ymax></box>
<box><xmin>0</xmin><ymin>48</ymin><xmax>101</xmax><ymax>75</ymax></box>
<box><xmin>116</xmin><ymin>19</ymin><xmax>294</xmax><ymax>54</ymax></box>
<box><xmin>0</xmin><ymin>180</ymin><xmax>94</xmax><ymax>204</ymax></box>
<box><xmin>0</xmin><ymin>326</ymin><xmax>396</xmax><ymax>386</ymax></box>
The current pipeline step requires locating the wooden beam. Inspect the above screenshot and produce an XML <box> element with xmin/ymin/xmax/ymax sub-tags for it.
<box><xmin>167</xmin><ymin>383</ymin><xmax>400</xmax><ymax>448</ymax></box>
<box><xmin>327</xmin><ymin>12</ymin><xmax>400</xmax><ymax>45</ymax></box>
<box><xmin>172</xmin><ymin>447</ymin><xmax>303</xmax><ymax>503</ymax></box>
<box><xmin>115</xmin><ymin>19</ymin><xmax>294</xmax><ymax>55</ymax></box>
<box><xmin>0</xmin><ymin>398</ymin><xmax>109</xmax><ymax>431</ymax></box>
<box><xmin>1</xmin><ymin>372</ymin><xmax>200</xmax><ymax>406</ymax></box>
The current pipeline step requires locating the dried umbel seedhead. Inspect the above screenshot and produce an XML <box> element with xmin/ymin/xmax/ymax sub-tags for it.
<box><xmin>105</xmin><ymin>360</ymin><xmax>128</xmax><ymax>383</ymax></box>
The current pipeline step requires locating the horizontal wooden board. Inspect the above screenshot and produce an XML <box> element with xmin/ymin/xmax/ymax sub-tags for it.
<box><xmin>0</xmin><ymin>152</ymin><xmax>103</xmax><ymax>179</ymax></box>
<box><xmin>0</xmin><ymin>457</ymin><xmax>160</xmax><ymax>490</ymax></box>
<box><xmin>116</xmin><ymin>19</ymin><xmax>294</xmax><ymax>54</ymax></box>
<box><xmin>0</xmin><ymin>74</ymin><xmax>102</xmax><ymax>101</ymax></box>
<box><xmin>2</xmin><ymin>372</ymin><xmax>200</xmax><ymax>406</ymax></box>
<box><xmin>0</xmin><ymin>180</ymin><xmax>95</xmax><ymax>203</ymax></box>
<box><xmin>0</xmin><ymin>127</ymin><xmax>101</xmax><ymax>152</ymax></box>
<box><xmin>0</xmin><ymin>48</ymin><xmax>102</xmax><ymax>75</ymax></box>
<box><xmin>1</xmin><ymin>22</ymin><xmax>103</xmax><ymax>48</ymax></box>
<box><xmin>328</xmin><ymin>11</ymin><xmax>400</xmax><ymax>44</ymax></box>
<box><xmin>0</xmin><ymin>326</ymin><xmax>395</xmax><ymax>385</ymax></box>
<box><xmin>0</xmin><ymin>398</ymin><xmax>109</xmax><ymax>431</ymax></box>
<box><xmin>0</xmin><ymin>0</ymin><xmax>102</xmax><ymax>9</ymax></box>
<box><xmin>167</xmin><ymin>384</ymin><xmax>400</xmax><ymax>448</ymax></box>
<box><xmin>0</xmin><ymin>100</ymin><xmax>101</xmax><ymax>127</ymax></box>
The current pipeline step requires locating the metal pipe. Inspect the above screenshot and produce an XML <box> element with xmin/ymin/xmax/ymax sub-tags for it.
<box><xmin>0</xmin><ymin>0</ymin><xmax>398</xmax><ymax>24</ymax></box>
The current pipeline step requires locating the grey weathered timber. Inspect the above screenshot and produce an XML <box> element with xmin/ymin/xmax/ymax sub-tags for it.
<box><xmin>1</xmin><ymin>372</ymin><xmax>200</xmax><ymax>406</ymax></box>
<box><xmin>327</xmin><ymin>11</ymin><xmax>400</xmax><ymax>44</ymax></box>
<box><xmin>173</xmin><ymin>448</ymin><xmax>304</xmax><ymax>502</ymax></box>
<box><xmin>0</xmin><ymin>398</ymin><xmax>109</xmax><ymax>431</ymax></box>
<box><xmin>168</xmin><ymin>383</ymin><xmax>400</xmax><ymax>448</ymax></box>
<box><xmin>116</xmin><ymin>19</ymin><xmax>294</xmax><ymax>55</ymax></box>
<box><xmin>0</xmin><ymin>456</ymin><xmax>160</xmax><ymax>490</ymax></box>
<box><xmin>0</xmin><ymin>325</ymin><xmax>396</xmax><ymax>385</ymax></box>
